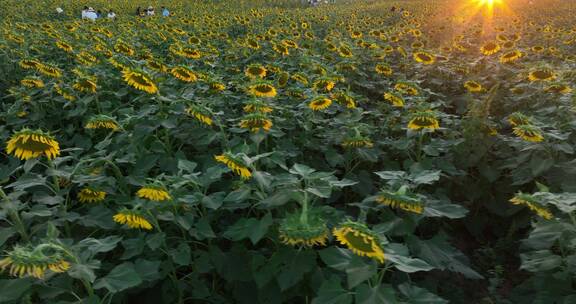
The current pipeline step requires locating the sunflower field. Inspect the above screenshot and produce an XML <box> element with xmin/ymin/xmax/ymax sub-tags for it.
<box><xmin>0</xmin><ymin>0</ymin><xmax>575</xmax><ymax>302</ymax></box>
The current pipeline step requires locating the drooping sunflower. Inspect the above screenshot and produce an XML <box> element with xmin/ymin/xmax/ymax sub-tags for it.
<box><xmin>528</xmin><ymin>70</ymin><xmax>556</xmax><ymax>82</ymax></box>
<box><xmin>248</xmin><ymin>83</ymin><xmax>277</xmax><ymax>98</ymax></box>
<box><xmin>513</xmin><ymin>125</ymin><xmax>544</xmax><ymax>142</ymax></box>
<box><xmin>394</xmin><ymin>82</ymin><xmax>419</xmax><ymax>96</ymax></box>
<box><xmin>245</xmin><ymin>64</ymin><xmax>267</xmax><ymax>79</ymax></box>
<box><xmin>214</xmin><ymin>153</ymin><xmax>252</xmax><ymax>179</ymax></box>
<box><xmin>209</xmin><ymin>82</ymin><xmax>226</xmax><ymax>92</ymax></box>
<box><xmin>545</xmin><ymin>84</ymin><xmax>572</xmax><ymax>94</ymax></box>
<box><xmin>308</xmin><ymin>96</ymin><xmax>333</xmax><ymax>111</ymax></box>
<box><xmin>376</xmin><ymin>187</ymin><xmax>424</xmax><ymax>214</ymax></box>
<box><xmin>509</xmin><ymin>193</ymin><xmax>552</xmax><ymax>219</ymax></box>
<box><xmin>291</xmin><ymin>73</ymin><xmax>309</xmax><ymax>85</ymax></box>
<box><xmin>243</xmin><ymin>100</ymin><xmax>273</xmax><ymax>114</ymax></box>
<box><xmin>507</xmin><ymin>112</ymin><xmax>531</xmax><ymax>126</ymax></box>
<box><xmin>464</xmin><ymin>81</ymin><xmax>483</xmax><ymax>93</ymax></box>
<box><xmin>85</xmin><ymin>115</ymin><xmax>120</xmax><ymax>131</ymax></box>
<box><xmin>413</xmin><ymin>51</ymin><xmax>436</xmax><ymax>64</ymax></box>
<box><xmin>383</xmin><ymin>92</ymin><xmax>404</xmax><ymax>107</ymax></box>
<box><xmin>375</xmin><ymin>64</ymin><xmax>393</xmax><ymax>76</ymax></box>
<box><xmin>338</xmin><ymin>45</ymin><xmax>353</xmax><ymax>57</ymax></box>
<box><xmin>137</xmin><ymin>185</ymin><xmax>172</xmax><ymax>202</ymax></box>
<box><xmin>342</xmin><ymin>136</ymin><xmax>374</xmax><ymax>148</ymax></box>
<box><xmin>333</xmin><ymin>92</ymin><xmax>356</xmax><ymax>109</ymax></box>
<box><xmin>53</xmin><ymin>83</ymin><xmax>76</xmax><ymax>101</ymax></box>
<box><xmin>114</xmin><ymin>41</ymin><xmax>135</xmax><ymax>56</ymax></box>
<box><xmin>333</xmin><ymin>221</ymin><xmax>385</xmax><ymax>263</ymax></box>
<box><xmin>6</xmin><ymin>129</ymin><xmax>60</xmax><ymax>160</ymax></box>
<box><xmin>122</xmin><ymin>69</ymin><xmax>158</xmax><ymax>94</ymax></box>
<box><xmin>20</xmin><ymin>77</ymin><xmax>44</xmax><ymax>88</ymax></box>
<box><xmin>0</xmin><ymin>245</ymin><xmax>71</xmax><ymax>279</ymax></box>
<box><xmin>185</xmin><ymin>105</ymin><xmax>213</xmax><ymax>126</ymax></box>
<box><xmin>407</xmin><ymin>111</ymin><xmax>440</xmax><ymax>131</ymax></box>
<box><xmin>19</xmin><ymin>59</ymin><xmax>41</xmax><ymax>70</ymax></box>
<box><xmin>480</xmin><ymin>41</ymin><xmax>500</xmax><ymax>55</ymax></box>
<box><xmin>279</xmin><ymin>211</ymin><xmax>328</xmax><ymax>247</ymax></box>
<box><xmin>146</xmin><ymin>60</ymin><xmax>168</xmax><ymax>73</ymax></box>
<box><xmin>171</xmin><ymin>66</ymin><xmax>198</xmax><ymax>83</ymax></box>
<box><xmin>55</xmin><ymin>41</ymin><xmax>73</xmax><ymax>53</ymax></box>
<box><xmin>278</xmin><ymin>72</ymin><xmax>289</xmax><ymax>87</ymax></box>
<box><xmin>73</xmin><ymin>78</ymin><xmax>97</xmax><ymax>93</ymax></box>
<box><xmin>78</xmin><ymin>188</ymin><xmax>106</xmax><ymax>203</ymax></box>
<box><xmin>36</xmin><ymin>63</ymin><xmax>62</xmax><ymax>78</ymax></box>
<box><xmin>113</xmin><ymin>209</ymin><xmax>153</xmax><ymax>230</ymax></box>
<box><xmin>499</xmin><ymin>50</ymin><xmax>523</xmax><ymax>64</ymax></box>
<box><xmin>313</xmin><ymin>78</ymin><xmax>336</xmax><ymax>92</ymax></box>
<box><xmin>272</xmin><ymin>43</ymin><xmax>289</xmax><ymax>56</ymax></box>
<box><xmin>239</xmin><ymin>113</ymin><xmax>273</xmax><ymax>132</ymax></box>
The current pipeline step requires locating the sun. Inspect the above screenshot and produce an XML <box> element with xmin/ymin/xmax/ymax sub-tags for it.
<box><xmin>477</xmin><ymin>0</ymin><xmax>502</xmax><ymax>6</ymax></box>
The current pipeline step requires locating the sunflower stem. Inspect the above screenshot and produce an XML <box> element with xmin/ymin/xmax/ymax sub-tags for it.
<box><xmin>300</xmin><ymin>190</ymin><xmax>309</xmax><ymax>226</ymax></box>
<box><xmin>2</xmin><ymin>187</ymin><xmax>30</xmax><ymax>242</ymax></box>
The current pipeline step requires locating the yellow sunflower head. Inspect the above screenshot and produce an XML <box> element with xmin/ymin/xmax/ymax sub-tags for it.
<box><xmin>0</xmin><ymin>244</ymin><xmax>71</xmax><ymax>279</ymax></box>
<box><xmin>85</xmin><ymin>115</ymin><xmax>120</xmax><ymax>131</ymax></box>
<box><xmin>509</xmin><ymin>193</ymin><xmax>552</xmax><ymax>219</ymax></box>
<box><xmin>214</xmin><ymin>153</ymin><xmax>252</xmax><ymax>179</ymax></box>
<box><xmin>113</xmin><ymin>209</ymin><xmax>153</xmax><ymax>230</ymax></box>
<box><xmin>245</xmin><ymin>64</ymin><xmax>267</xmax><ymax>79</ymax></box>
<box><xmin>333</xmin><ymin>221</ymin><xmax>385</xmax><ymax>263</ymax></box>
<box><xmin>383</xmin><ymin>92</ymin><xmax>404</xmax><ymax>107</ymax></box>
<box><xmin>6</xmin><ymin>129</ymin><xmax>60</xmax><ymax>160</ymax></box>
<box><xmin>185</xmin><ymin>105</ymin><xmax>213</xmax><ymax>126</ymax></box>
<box><xmin>528</xmin><ymin>69</ymin><xmax>556</xmax><ymax>82</ymax></box>
<box><xmin>171</xmin><ymin>66</ymin><xmax>198</xmax><ymax>83</ymax></box>
<box><xmin>376</xmin><ymin>187</ymin><xmax>424</xmax><ymax>214</ymax></box>
<box><xmin>308</xmin><ymin>96</ymin><xmax>333</xmax><ymax>111</ymax></box>
<box><xmin>512</xmin><ymin>125</ymin><xmax>544</xmax><ymax>142</ymax></box>
<box><xmin>499</xmin><ymin>50</ymin><xmax>523</xmax><ymax>64</ymax></box>
<box><xmin>248</xmin><ymin>83</ymin><xmax>277</xmax><ymax>98</ymax></box>
<box><xmin>78</xmin><ymin>188</ymin><xmax>107</xmax><ymax>203</ymax></box>
<box><xmin>408</xmin><ymin>111</ymin><xmax>440</xmax><ymax>131</ymax></box>
<box><xmin>137</xmin><ymin>184</ymin><xmax>172</xmax><ymax>202</ymax></box>
<box><xmin>122</xmin><ymin>69</ymin><xmax>158</xmax><ymax>94</ymax></box>
<box><xmin>480</xmin><ymin>41</ymin><xmax>500</xmax><ymax>55</ymax></box>
<box><xmin>464</xmin><ymin>81</ymin><xmax>483</xmax><ymax>93</ymax></box>
<box><xmin>413</xmin><ymin>51</ymin><xmax>436</xmax><ymax>65</ymax></box>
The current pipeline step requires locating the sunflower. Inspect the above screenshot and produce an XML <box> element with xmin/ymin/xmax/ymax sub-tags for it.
<box><xmin>0</xmin><ymin>245</ymin><xmax>70</xmax><ymax>279</ymax></box>
<box><xmin>499</xmin><ymin>50</ymin><xmax>523</xmax><ymax>63</ymax></box>
<box><xmin>171</xmin><ymin>66</ymin><xmax>198</xmax><ymax>82</ymax></box>
<box><xmin>464</xmin><ymin>81</ymin><xmax>483</xmax><ymax>93</ymax></box>
<box><xmin>272</xmin><ymin>43</ymin><xmax>289</xmax><ymax>56</ymax></box>
<box><xmin>6</xmin><ymin>129</ymin><xmax>60</xmax><ymax>160</ymax></box>
<box><xmin>137</xmin><ymin>185</ymin><xmax>172</xmax><ymax>201</ymax></box>
<box><xmin>55</xmin><ymin>41</ymin><xmax>73</xmax><ymax>53</ymax></box>
<box><xmin>239</xmin><ymin>113</ymin><xmax>273</xmax><ymax>132</ymax></box>
<box><xmin>36</xmin><ymin>63</ymin><xmax>62</xmax><ymax>78</ymax></box>
<box><xmin>408</xmin><ymin>111</ymin><xmax>440</xmax><ymax>131</ymax></box>
<box><xmin>20</xmin><ymin>77</ymin><xmax>44</xmax><ymax>88</ymax></box>
<box><xmin>245</xmin><ymin>64</ymin><xmax>267</xmax><ymax>79</ymax></box>
<box><xmin>413</xmin><ymin>51</ymin><xmax>435</xmax><ymax>64</ymax></box>
<box><xmin>53</xmin><ymin>84</ymin><xmax>76</xmax><ymax>101</ymax></box>
<box><xmin>243</xmin><ymin>100</ymin><xmax>273</xmax><ymax>113</ymax></box>
<box><xmin>509</xmin><ymin>193</ymin><xmax>552</xmax><ymax>220</ymax></box>
<box><xmin>333</xmin><ymin>92</ymin><xmax>356</xmax><ymax>109</ymax></box>
<box><xmin>545</xmin><ymin>84</ymin><xmax>572</xmax><ymax>94</ymax></box>
<box><xmin>248</xmin><ymin>83</ymin><xmax>277</xmax><ymax>98</ymax></box>
<box><xmin>291</xmin><ymin>73</ymin><xmax>309</xmax><ymax>85</ymax></box>
<box><xmin>376</xmin><ymin>188</ymin><xmax>423</xmax><ymax>214</ymax></box>
<box><xmin>278</xmin><ymin>72</ymin><xmax>289</xmax><ymax>87</ymax></box>
<box><xmin>383</xmin><ymin>92</ymin><xmax>404</xmax><ymax>107</ymax></box>
<box><xmin>209</xmin><ymin>82</ymin><xmax>226</xmax><ymax>91</ymax></box>
<box><xmin>78</xmin><ymin>188</ymin><xmax>106</xmax><ymax>203</ymax></box>
<box><xmin>531</xmin><ymin>45</ymin><xmax>544</xmax><ymax>53</ymax></box>
<box><xmin>338</xmin><ymin>45</ymin><xmax>353</xmax><ymax>57</ymax></box>
<box><xmin>342</xmin><ymin>137</ymin><xmax>374</xmax><ymax>148</ymax></box>
<box><xmin>76</xmin><ymin>51</ymin><xmax>98</xmax><ymax>66</ymax></box>
<box><xmin>375</xmin><ymin>64</ymin><xmax>393</xmax><ymax>76</ymax></box>
<box><xmin>480</xmin><ymin>41</ymin><xmax>500</xmax><ymax>55</ymax></box>
<box><xmin>394</xmin><ymin>82</ymin><xmax>419</xmax><ymax>95</ymax></box>
<box><xmin>84</xmin><ymin>115</ymin><xmax>119</xmax><ymax>131</ymax></box>
<box><xmin>179</xmin><ymin>48</ymin><xmax>202</xmax><ymax>59</ymax></box>
<box><xmin>246</xmin><ymin>38</ymin><xmax>260</xmax><ymax>50</ymax></box>
<box><xmin>113</xmin><ymin>210</ymin><xmax>153</xmax><ymax>230</ymax></box>
<box><xmin>185</xmin><ymin>105</ymin><xmax>213</xmax><ymax>126</ymax></box>
<box><xmin>214</xmin><ymin>153</ymin><xmax>252</xmax><ymax>179</ymax></box>
<box><xmin>308</xmin><ymin>96</ymin><xmax>332</xmax><ymax>111</ymax></box>
<box><xmin>146</xmin><ymin>60</ymin><xmax>168</xmax><ymax>73</ymax></box>
<box><xmin>114</xmin><ymin>42</ymin><xmax>135</xmax><ymax>56</ymax></box>
<box><xmin>507</xmin><ymin>112</ymin><xmax>531</xmax><ymax>126</ymax></box>
<box><xmin>73</xmin><ymin>79</ymin><xmax>97</xmax><ymax>93</ymax></box>
<box><xmin>333</xmin><ymin>221</ymin><xmax>385</xmax><ymax>263</ymax></box>
<box><xmin>123</xmin><ymin>69</ymin><xmax>158</xmax><ymax>94</ymax></box>
<box><xmin>313</xmin><ymin>78</ymin><xmax>336</xmax><ymax>92</ymax></box>
<box><xmin>513</xmin><ymin>125</ymin><xmax>544</xmax><ymax>142</ymax></box>
<box><xmin>279</xmin><ymin>211</ymin><xmax>328</xmax><ymax>247</ymax></box>
<box><xmin>282</xmin><ymin>39</ymin><xmax>298</xmax><ymax>48</ymax></box>
<box><xmin>19</xmin><ymin>59</ymin><xmax>40</xmax><ymax>70</ymax></box>
<box><xmin>528</xmin><ymin>70</ymin><xmax>556</xmax><ymax>82</ymax></box>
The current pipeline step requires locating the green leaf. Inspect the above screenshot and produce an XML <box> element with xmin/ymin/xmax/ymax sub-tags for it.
<box><xmin>374</xmin><ymin>171</ymin><xmax>406</xmax><ymax>181</ymax></box>
<box><xmin>78</xmin><ymin>236</ymin><xmax>123</xmax><ymax>255</ymax></box>
<box><xmin>222</xmin><ymin>213</ymin><xmax>273</xmax><ymax>245</ymax></box>
<box><xmin>0</xmin><ymin>227</ymin><xmax>15</xmax><ymax>247</ymax></box>
<box><xmin>94</xmin><ymin>262</ymin><xmax>143</xmax><ymax>293</ymax></box>
<box><xmin>0</xmin><ymin>278</ymin><xmax>33</xmax><ymax>302</ymax></box>
<box><xmin>290</xmin><ymin>164</ymin><xmax>316</xmax><ymax>177</ymax></box>
<box><xmin>276</xmin><ymin>250</ymin><xmax>316</xmax><ymax>290</ymax></box>
<box><xmin>68</xmin><ymin>260</ymin><xmax>100</xmax><ymax>283</ymax></box>
<box><xmin>312</xmin><ymin>276</ymin><xmax>352</xmax><ymax>304</ymax></box>
<box><xmin>134</xmin><ymin>259</ymin><xmax>162</xmax><ymax>281</ymax></box>
<box><xmin>410</xmin><ymin>170</ymin><xmax>441</xmax><ymax>185</ymax></box>
<box><xmin>319</xmin><ymin>247</ymin><xmax>377</xmax><ymax>288</ymax></box>
<box><xmin>386</xmin><ymin>244</ymin><xmax>434</xmax><ymax>273</ymax></box>
<box><xmin>170</xmin><ymin>243</ymin><xmax>192</xmax><ymax>266</ymax></box>
<box><xmin>146</xmin><ymin>232</ymin><xmax>166</xmax><ymax>250</ymax></box>
<box><xmin>520</xmin><ymin>250</ymin><xmax>562</xmax><ymax>272</ymax></box>
<box><xmin>355</xmin><ymin>283</ymin><xmax>397</xmax><ymax>304</ymax></box>
<box><xmin>177</xmin><ymin>159</ymin><xmax>197</xmax><ymax>173</ymax></box>
<box><xmin>398</xmin><ymin>283</ymin><xmax>448</xmax><ymax>304</ymax></box>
